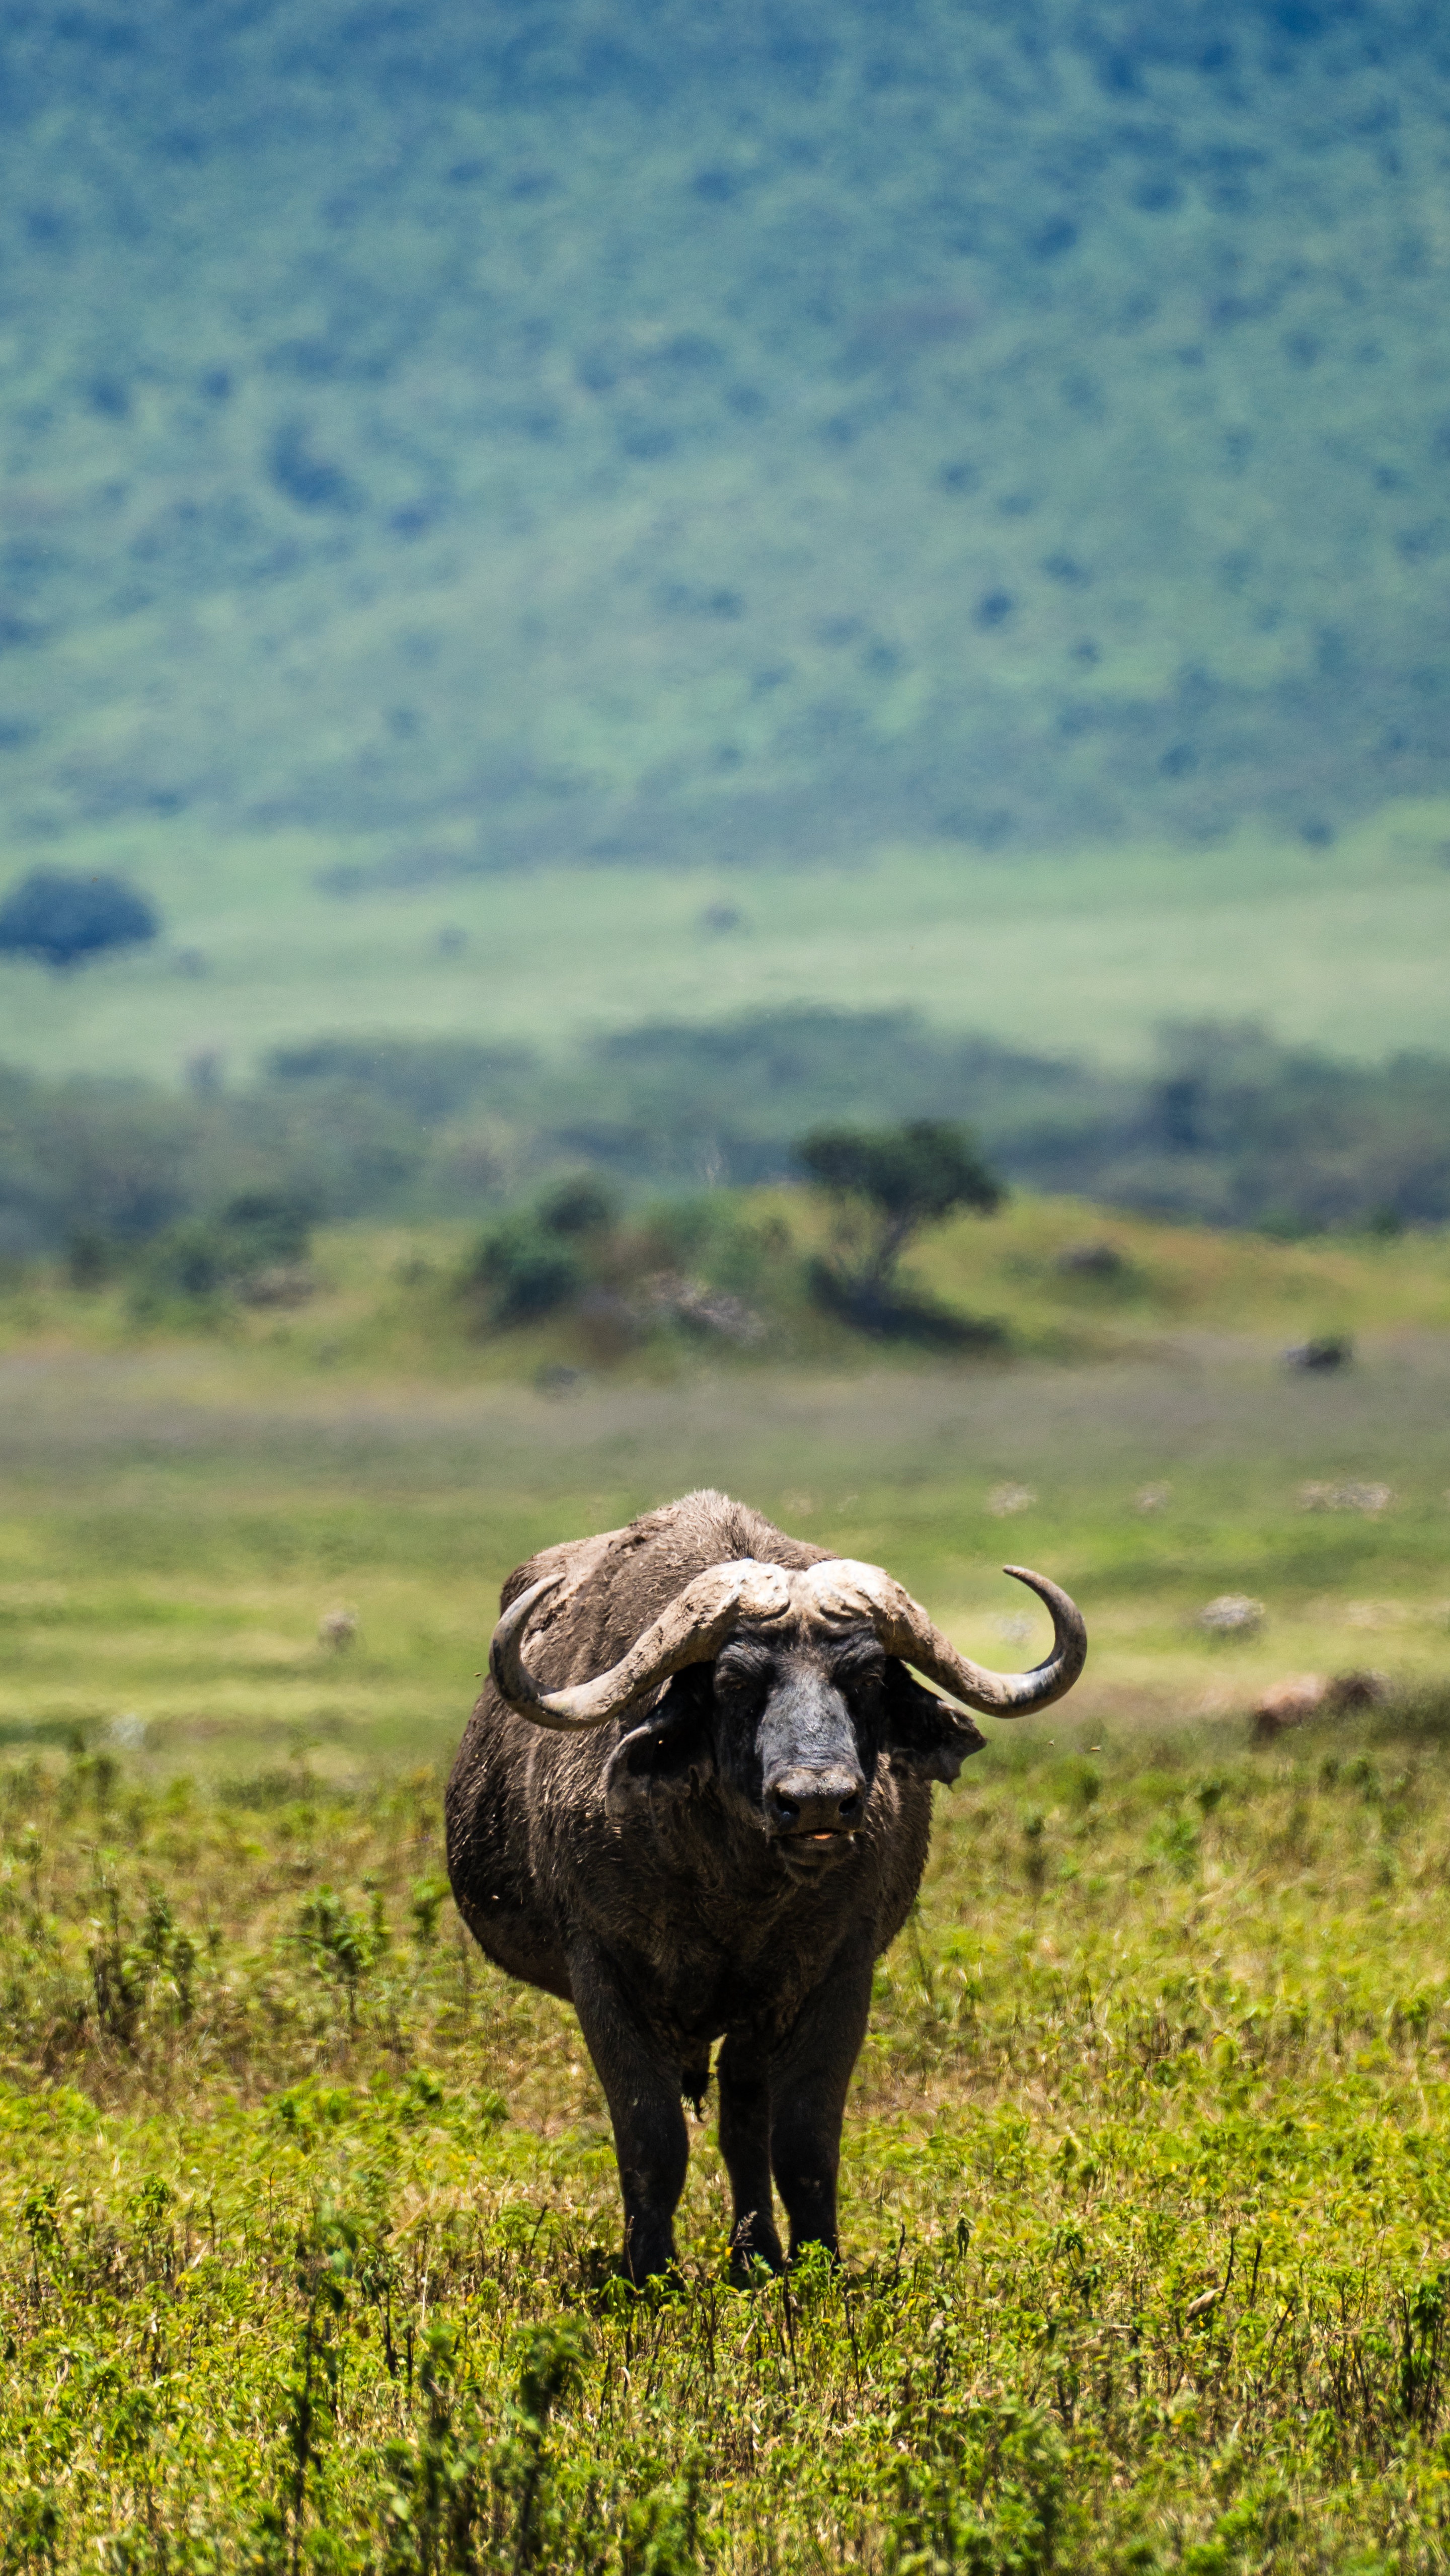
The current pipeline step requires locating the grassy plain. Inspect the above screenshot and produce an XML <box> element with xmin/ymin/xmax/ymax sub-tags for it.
<box><xmin>3</xmin><ymin>1194</ymin><xmax>1450</xmax><ymax>1766</ymax></box>
<box><xmin>4</xmin><ymin>809</ymin><xmax>1450</xmax><ymax>1087</ymax></box>
<box><xmin>3</xmin><ymin>1210</ymin><xmax>1450</xmax><ymax>2564</ymax></box>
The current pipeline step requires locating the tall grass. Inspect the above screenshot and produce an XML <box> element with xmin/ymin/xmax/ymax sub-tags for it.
<box><xmin>3</xmin><ymin>1301</ymin><xmax>1450</xmax><ymax>2561</ymax></box>
<box><xmin>6</xmin><ymin>1718</ymin><xmax>1450</xmax><ymax>2566</ymax></box>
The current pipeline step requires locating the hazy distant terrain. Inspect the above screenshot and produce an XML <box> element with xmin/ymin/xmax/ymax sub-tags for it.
<box><xmin>4</xmin><ymin>818</ymin><xmax>1450</xmax><ymax>1099</ymax></box>
<box><xmin>3</xmin><ymin>0</ymin><xmax>1450</xmax><ymax>888</ymax></box>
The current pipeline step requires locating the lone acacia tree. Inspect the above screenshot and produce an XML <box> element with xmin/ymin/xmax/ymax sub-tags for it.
<box><xmin>797</xmin><ymin>1118</ymin><xmax>1004</xmax><ymax>1334</ymax></box>
<box><xmin>0</xmin><ymin>869</ymin><xmax>160</xmax><ymax>970</ymax></box>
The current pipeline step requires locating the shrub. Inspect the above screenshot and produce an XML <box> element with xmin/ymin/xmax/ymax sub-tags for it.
<box><xmin>134</xmin><ymin>1190</ymin><xmax>319</xmax><ymax>1308</ymax></box>
<box><xmin>141</xmin><ymin>1219</ymin><xmax>231</xmax><ymax>1303</ymax></box>
<box><xmin>535</xmin><ymin>1173</ymin><xmax>620</xmax><ymax>1237</ymax></box>
<box><xmin>463</xmin><ymin>1218</ymin><xmax>586</xmax><ymax>1326</ymax></box>
<box><xmin>215</xmin><ymin>1190</ymin><xmax>314</xmax><ymax>1267</ymax></box>
<box><xmin>0</xmin><ymin>870</ymin><xmax>160</xmax><ymax>970</ymax></box>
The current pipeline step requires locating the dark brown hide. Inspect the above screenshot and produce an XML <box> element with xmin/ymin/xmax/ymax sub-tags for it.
<box><xmin>445</xmin><ymin>1490</ymin><xmax>996</xmax><ymax>2282</ymax></box>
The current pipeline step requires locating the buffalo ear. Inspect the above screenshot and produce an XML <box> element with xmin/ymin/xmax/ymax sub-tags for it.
<box><xmin>881</xmin><ymin>1657</ymin><xmax>986</xmax><ymax>1785</ymax></box>
<box><xmin>602</xmin><ymin>1666</ymin><xmax>716</xmax><ymax>1820</ymax></box>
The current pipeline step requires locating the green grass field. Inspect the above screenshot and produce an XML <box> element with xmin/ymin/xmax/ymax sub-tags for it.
<box><xmin>4</xmin><ymin>1210</ymin><xmax>1450</xmax><ymax>2564</ymax></box>
<box><xmin>4</xmin><ymin>806</ymin><xmax>1450</xmax><ymax>1087</ymax></box>
<box><xmin>4</xmin><ymin>1195</ymin><xmax>1449</xmax><ymax>1769</ymax></box>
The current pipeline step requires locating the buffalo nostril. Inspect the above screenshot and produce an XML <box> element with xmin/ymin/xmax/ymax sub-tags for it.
<box><xmin>768</xmin><ymin>1772</ymin><xmax>864</xmax><ymax>1836</ymax></box>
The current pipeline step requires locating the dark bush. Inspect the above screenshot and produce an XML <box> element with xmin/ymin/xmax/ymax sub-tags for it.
<box><xmin>1285</xmin><ymin>1335</ymin><xmax>1353</xmax><ymax>1372</ymax></box>
<box><xmin>215</xmin><ymin>1191</ymin><xmax>314</xmax><ymax>1267</ymax></box>
<box><xmin>135</xmin><ymin>1190</ymin><xmax>319</xmax><ymax>1308</ymax></box>
<box><xmin>142</xmin><ymin>1220</ymin><xmax>230</xmax><ymax>1303</ymax></box>
<box><xmin>0</xmin><ymin>871</ymin><xmax>160</xmax><ymax>970</ymax></box>
<box><xmin>66</xmin><ymin>1229</ymin><xmax>114</xmax><ymax>1291</ymax></box>
<box><xmin>463</xmin><ymin>1219</ymin><xmax>586</xmax><ymax>1326</ymax></box>
<box><xmin>268</xmin><ymin>423</ymin><xmax>360</xmax><ymax>513</ymax></box>
<box><xmin>536</xmin><ymin>1174</ymin><xmax>620</xmax><ymax>1237</ymax></box>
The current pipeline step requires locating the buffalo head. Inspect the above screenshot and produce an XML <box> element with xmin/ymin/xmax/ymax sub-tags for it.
<box><xmin>488</xmin><ymin>1555</ymin><xmax>1086</xmax><ymax>1869</ymax></box>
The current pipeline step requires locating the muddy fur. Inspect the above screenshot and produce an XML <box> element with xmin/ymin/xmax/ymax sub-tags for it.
<box><xmin>445</xmin><ymin>1489</ymin><xmax>981</xmax><ymax>2281</ymax></box>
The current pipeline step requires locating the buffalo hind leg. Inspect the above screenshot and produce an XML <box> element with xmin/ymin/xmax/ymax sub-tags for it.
<box><xmin>568</xmin><ymin>1944</ymin><xmax>690</xmax><ymax>2286</ymax></box>
<box><xmin>769</xmin><ymin>1955</ymin><xmax>874</xmax><ymax>2264</ymax></box>
<box><xmin>717</xmin><ymin>2033</ymin><xmax>785</xmax><ymax>2279</ymax></box>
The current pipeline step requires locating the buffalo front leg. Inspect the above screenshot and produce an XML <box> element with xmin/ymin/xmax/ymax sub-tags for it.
<box><xmin>716</xmin><ymin>2032</ymin><xmax>785</xmax><ymax>2278</ymax></box>
<box><xmin>568</xmin><ymin>1944</ymin><xmax>690</xmax><ymax>2285</ymax></box>
<box><xmin>769</xmin><ymin>1953</ymin><xmax>874</xmax><ymax>2263</ymax></box>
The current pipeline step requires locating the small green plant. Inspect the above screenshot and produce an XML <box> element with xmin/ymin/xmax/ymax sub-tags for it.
<box><xmin>409</xmin><ymin>1875</ymin><xmax>451</xmax><ymax>1951</ymax></box>
<box><xmin>295</xmin><ymin>1887</ymin><xmax>383</xmax><ymax>2026</ymax></box>
<box><xmin>883</xmin><ymin>2396</ymin><xmax>1070</xmax><ymax>2576</ymax></box>
<box><xmin>378</xmin><ymin>2322</ymin><xmax>488</xmax><ymax>2574</ymax></box>
<box><xmin>1150</xmin><ymin>1811</ymin><xmax>1202</xmax><ymax>1881</ymax></box>
<box><xmin>88</xmin><ymin>1887</ymin><xmax>149</xmax><ymax>2049</ymax></box>
<box><xmin>491</xmin><ymin>2323</ymin><xmax>589</xmax><ymax>2569</ymax></box>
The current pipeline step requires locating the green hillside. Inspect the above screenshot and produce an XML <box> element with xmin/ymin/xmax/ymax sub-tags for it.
<box><xmin>3</xmin><ymin>0</ymin><xmax>1450</xmax><ymax>901</ymax></box>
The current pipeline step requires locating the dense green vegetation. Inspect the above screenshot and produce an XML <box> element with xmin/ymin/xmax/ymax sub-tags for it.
<box><xmin>4</xmin><ymin>1315</ymin><xmax>1450</xmax><ymax>2565</ymax></box>
<box><xmin>4</xmin><ymin>1</ymin><xmax>1450</xmax><ymax>890</ymax></box>
<box><xmin>5</xmin><ymin>1013</ymin><xmax>1450</xmax><ymax>1266</ymax></box>
<box><xmin>8</xmin><ymin>1710</ymin><xmax>1450</xmax><ymax>2569</ymax></box>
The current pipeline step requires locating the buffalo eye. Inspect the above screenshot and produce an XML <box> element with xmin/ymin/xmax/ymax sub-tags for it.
<box><xmin>832</xmin><ymin>1646</ymin><xmax>887</xmax><ymax>1695</ymax></box>
<box><xmin>712</xmin><ymin>1646</ymin><xmax>773</xmax><ymax>1704</ymax></box>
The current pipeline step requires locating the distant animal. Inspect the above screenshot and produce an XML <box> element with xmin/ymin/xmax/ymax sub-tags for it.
<box><xmin>1325</xmin><ymin>1668</ymin><xmax>1390</xmax><ymax>1712</ymax></box>
<box><xmin>318</xmin><ymin>1608</ymin><xmax>358</xmax><ymax>1650</ymax></box>
<box><xmin>1251</xmin><ymin>1674</ymin><xmax>1327</xmax><ymax>1740</ymax></box>
<box><xmin>1250</xmin><ymin>1667</ymin><xmax>1391</xmax><ymax>1740</ymax></box>
<box><xmin>1284</xmin><ymin>1336</ymin><xmax>1352</xmax><ymax>1372</ymax></box>
<box><xmin>445</xmin><ymin>1489</ymin><xmax>1086</xmax><ymax>2283</ymax></box>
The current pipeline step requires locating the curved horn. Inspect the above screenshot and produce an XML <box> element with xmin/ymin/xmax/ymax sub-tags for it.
<box><xmin>489</xmin><ymin>1558</ymin><xmax>793</xmax><ymax>1732</ymax></box>
<box><xmin>799</xmin><ymin>1558</ymin><xmax>1086</xmax><ymax>1717</ymax></box>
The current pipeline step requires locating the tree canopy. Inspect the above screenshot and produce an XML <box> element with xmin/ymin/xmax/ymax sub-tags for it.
<box><xmin>797</xmin><ymin>1122</ymin><xmax>1003</xmax><ymax>1236</ymax></box>
<box><xmin>0</xmin><ymin>870</ymin><xmax>160</xmax><ymax>971</ymax></box>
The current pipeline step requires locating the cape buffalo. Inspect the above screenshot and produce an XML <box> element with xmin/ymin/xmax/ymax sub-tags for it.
<box><xmin>445</xmin><ymin>1490</ymin><xmax>1085</xmax><ymax>2283</ymax></box>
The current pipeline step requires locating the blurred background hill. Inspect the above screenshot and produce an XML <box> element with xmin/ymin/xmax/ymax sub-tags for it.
<box><xmin>2</xmin><ymin>0</ymin><xmax>1449</xmax><ymax>1241</ymax></box>
<box><xmin>5</xmin><ymin>0</ymin><xmax>1450</xmax><ymax>869</ymax></box>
